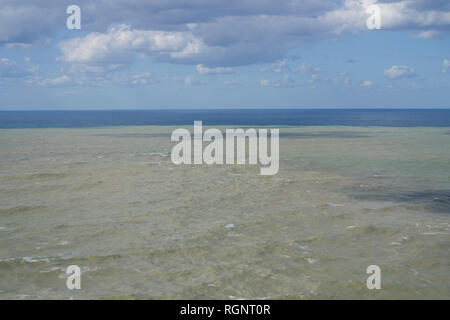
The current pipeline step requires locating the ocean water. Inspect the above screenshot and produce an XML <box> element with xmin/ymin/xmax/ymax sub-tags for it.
<box><xmin>1</xmin><ymin>109</ymin><xmax>450</xmax><ymax>128</ymax></box>
<box><xmin>0</xmin><ymin>111</ymin><xmax>449</xmax><ymax>299</ymax></box>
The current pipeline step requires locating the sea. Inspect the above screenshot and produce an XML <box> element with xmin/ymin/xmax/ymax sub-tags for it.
<box><xmin>0</xmin><ymin>109</ymin><xmax>449</xmax><ymax>299</ymax></box>
<box><xmin>1</xmin><ymin>109</ymin><xmax>450</xmax><ymax>128</ymax></box>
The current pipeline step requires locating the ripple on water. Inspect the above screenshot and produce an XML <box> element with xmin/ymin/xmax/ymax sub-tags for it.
<box><xmin>0</xmin><ymin>205</ymin><xmax>46</xmax><ymax>216</ymax></box>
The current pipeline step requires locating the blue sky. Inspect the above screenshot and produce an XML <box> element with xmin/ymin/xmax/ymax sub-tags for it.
<box><xmin>0</xmin><ymin>0</ymin><xmax>449</xmax><ymax>109</ymax></box>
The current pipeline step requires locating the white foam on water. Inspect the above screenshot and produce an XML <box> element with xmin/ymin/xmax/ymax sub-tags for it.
<box><xmin>422</xmin><ymin>232</ymin><xmax>448</xmax><ymax>235</ymax></box>
<box><xmin>40</xmin><ymin>266</ymin><xmax>65</xmax><ymax>273</ymax></box>
<box><xmin>150</xmin><ymin>152</ymin><xmax>168</xmax><ymax>158</ymax></box>
<box><xmin>58</xmin><ymin>266</ymin><xmax>98</xmax><ymax>278</ymax></box>
<box><xmin>23</xmin><ymin>257</ymin><xmax>50</xmax><ymax>263</ymax></box>
<box><xmin>327</xmin><ymin>203</ymin><xmax>344</xmax><ymax>207</ymax></box>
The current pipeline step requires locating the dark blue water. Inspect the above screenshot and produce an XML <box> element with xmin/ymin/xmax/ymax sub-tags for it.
<box><xmin>0</xmin><ymin>109</ymin><xmax>449</xmax><ymax>128</ymax></box>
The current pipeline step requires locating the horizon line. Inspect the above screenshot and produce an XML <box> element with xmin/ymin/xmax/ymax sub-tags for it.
<box><xmin>1</xmin><ymin>107</ymin><xmax>450</xmax><ymax>111</ymax></box>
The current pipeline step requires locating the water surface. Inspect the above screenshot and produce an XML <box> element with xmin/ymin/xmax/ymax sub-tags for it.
<box><xmin>0</xmin><ymin>125</ymin><xmax>449</xmax><ymax>299</ymax></box>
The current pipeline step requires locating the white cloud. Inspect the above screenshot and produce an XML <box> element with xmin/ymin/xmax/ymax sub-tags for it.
<box><xmin>443</xmin><ymin>59</ymin><xmax>450</xmax><ymax>74</ymax></box>
<box><xmin>66</xmin><ymin>63</ymin><xmax>124</xmax><ymax>75</ymax></box>
<box><xmin>260</xmin><ymin>61</ymin><xmax>287</xmax><ymax>73</ymax></box>
<box><xmin>196</xmin><ymin>64</ymin><xmax>234</xmax><ymax>75</ymax></box>
<box><xmin>1</xmin><ymin>0</ymin><xmax>450</xmax><ymax>68</ymax></box>
<box><xmin>59</xmin><ymin>24</ymin><xmax>209</xmax><ymax>65</ymax></box>
<box><xmin>362</xmin><ymin>80</ymin><xmax>373</xmax><ymax>87</ymax></box>
<box><xmin>307</xmin><ymin>74</ymin><xmax>320</xmax><ymax>84</ymax></box>
<box><xmin>0</xmin><ymin>58</ymin><xmax>32</xmax><ymax>78</ymax></box>
<box><xmin>376</xmin><ymin>1</ymin><xmax>450</xmax><ymax>30</ymax></box>
<box><xmin>260</xmin><ymin>76</ymin><xmax>295</xmax><ymax>88</ymax></box>
<box><xmin>384</xmin><ymin>65</ymin><xmax>416</xmax><ymax>79</ymax></box>
<box><xmin>130</xmin><ymin>73</ymin><xmax>152</xmax><ymax>85</ymax></box>
<box><xmin>104</xmin><ymin>72</ymin><xmax>155</xmax><ymax>86</ymax></box>
<box><xmin>338</xmin><ymin>72</ymin><xmax>351</xmax><ymax>85</ymax></box>
<box><xmin>54</xmin><ymin>1</ymin><xmax>377</xmax><ymax>68</ymax></box>
<box><xmin>293</xmin><ymin>62</ymin><xmax>320</xmax><ymax>75</ymax></box>
<box><xmin>413</xmin><ymin>30</ymin><xmax>442</xmax><ymax>39</ymax></box>
<box><xmin>2</xmin><ymin>0</ymin><xmax>450</xmax><ymax>91</ymax></box>
<box><xmin>34</xmin><ymin>71</ymin><xmax>163</xmax><ymax>87</ymax></box>
<box><xmin>36</xmin><ymin>75</ymin><xmax>81</xmax><ymax>87</ymax></box>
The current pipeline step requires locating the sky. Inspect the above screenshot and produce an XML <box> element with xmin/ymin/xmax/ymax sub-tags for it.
<box><xmin>0</xmin><ymin>0</ymin><xmax>449</xmax><ymax>109</ymax></box>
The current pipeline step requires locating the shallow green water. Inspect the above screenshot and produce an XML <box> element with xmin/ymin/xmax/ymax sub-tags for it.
<box><xmin>0</xmin><ymin>126</ymin><xmax>449</xmax><ymax>299</ymax></box>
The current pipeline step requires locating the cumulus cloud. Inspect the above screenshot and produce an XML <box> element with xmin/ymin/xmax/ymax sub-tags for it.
<box><xmin>362</xmin><ymin>80</ymin><xmax>373</xmax><ymax>87</ymax></box>
<box><xmin>2</xmin><ymin>0</ymin><xmax>450</xmax><ymax>70</ymax></box>
<box><xmin>59</xmin><ymin>24</ymin><xmax>209</xmax><ymax>65</ymax></box>
<box><xmin>290</xmin><ymin>61</ymin><xmax>327</xmax><ymax>84</ymax></box>
<box><xmin>384</xmin><ymin>65</ymin><xmax>417</xmax><ymax>79</ymax></box>
<box><xmin>377</xmin><ymin>0</ymin><xmax>450</xmax><ymax>31</ymax></box>
<box><xmin>196</xmin><ymin>64</ymin><xmax>234</xmax><ymax>75</ymax></box>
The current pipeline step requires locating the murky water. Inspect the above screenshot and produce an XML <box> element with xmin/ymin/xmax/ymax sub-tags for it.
<box><xmin>0</xmin><ymin>126</ymin><xmax>449</xmax><ymax>299</ymax></box>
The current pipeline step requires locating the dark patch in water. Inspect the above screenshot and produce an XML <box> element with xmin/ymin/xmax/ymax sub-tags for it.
<box><xmin>350</xmin><ymin>188</ymin><xmax>450</xmax><ymax>214</ymax></box>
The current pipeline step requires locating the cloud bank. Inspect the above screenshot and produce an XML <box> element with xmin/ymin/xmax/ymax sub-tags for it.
<box><xmin>1</xmin><ymin>0</ymin><xmax>449</xmax><ymax>70</ymax></box>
